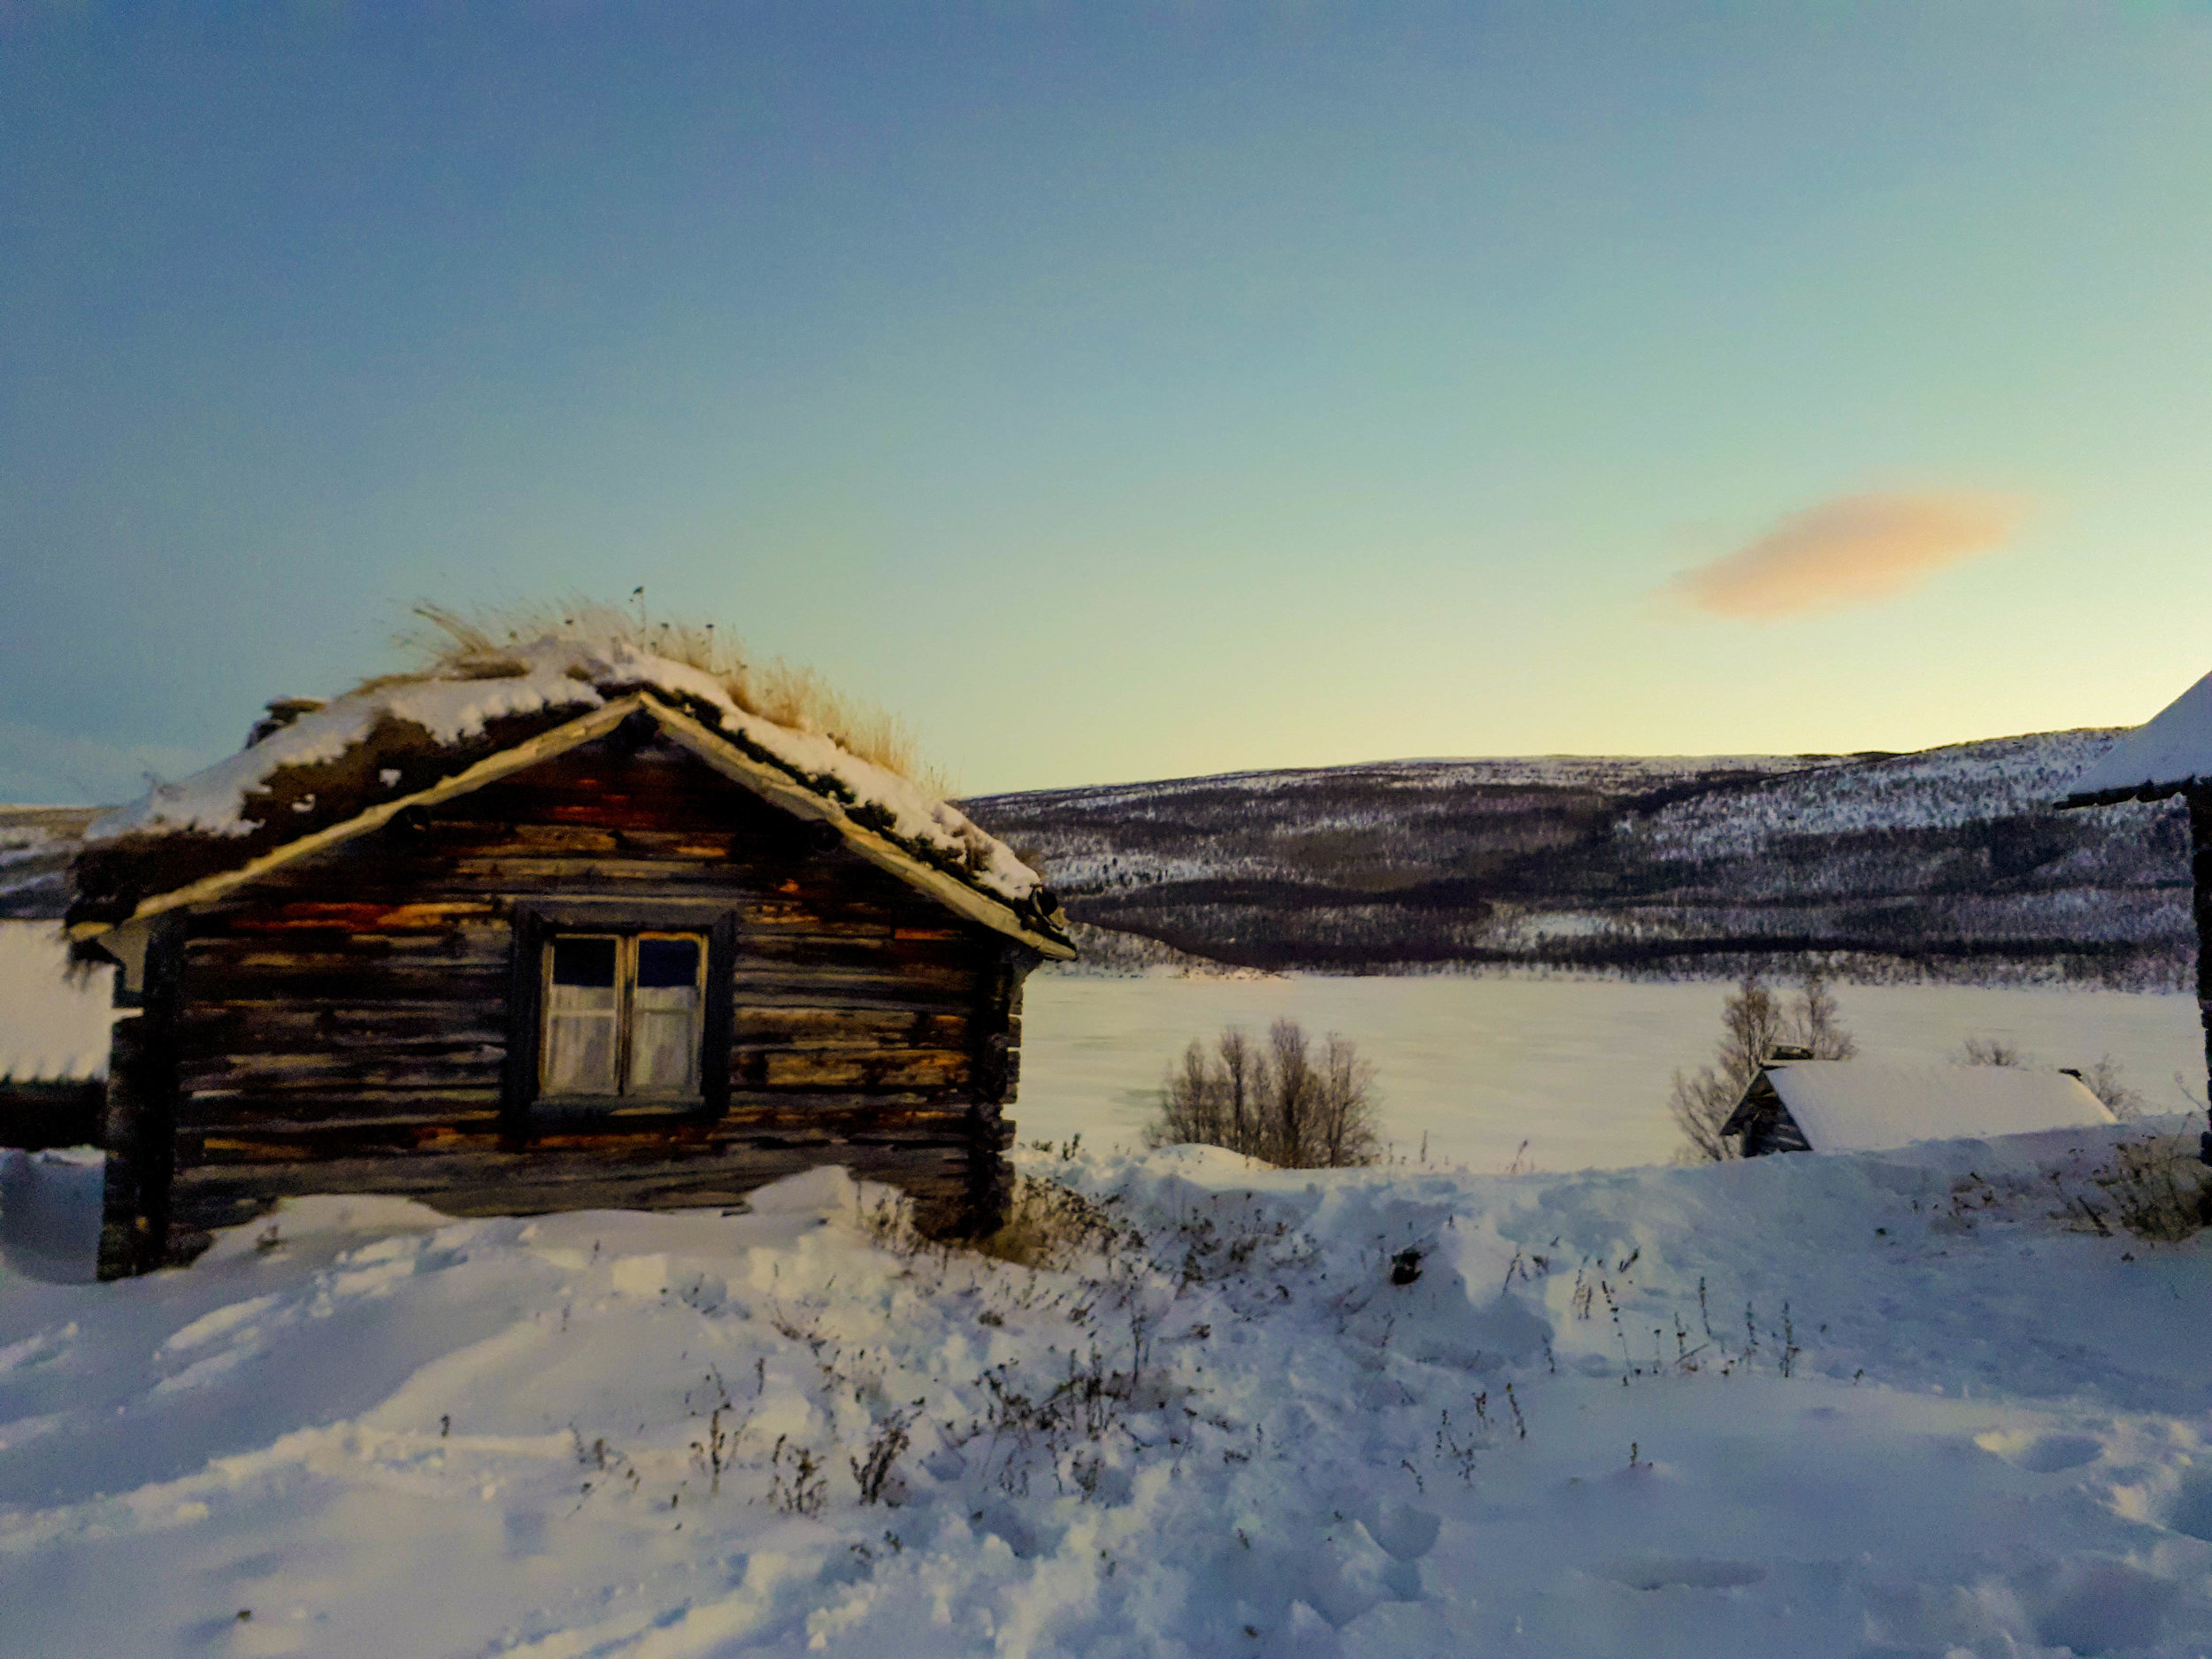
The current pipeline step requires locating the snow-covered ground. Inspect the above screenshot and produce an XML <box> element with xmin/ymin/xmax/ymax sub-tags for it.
<box><xmin>1018</xmin><ymin>974</ymin><xmax>2208</xmax><ymax>1172</ymax></box>
<box><xmin>4</xmin><ymin>1124</ymin><xmax>2211</xmax><ymax>1656</ymax></box>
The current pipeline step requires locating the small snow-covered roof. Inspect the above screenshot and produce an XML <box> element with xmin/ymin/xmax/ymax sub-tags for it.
<box><xmin>1756</xmin><ymin>1061</ymin><xmax>2112</xmax><ymax>1154</ymax></box>
<box><xmin>69</xmin><ymin>638</ymin><xmax>1071</xmax><ymax>957</ymax></box>
<box><xmin>2062</xmin><ymin>671</ymin><xmax>2212</xmax><ymax>806</ymax></box>
<box><xmin>0</xmin><ymin>921</ymin><xmax>114</xmax><ymax>1083</ymax></box>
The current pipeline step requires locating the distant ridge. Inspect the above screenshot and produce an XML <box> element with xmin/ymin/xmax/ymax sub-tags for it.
<box><xmin>0</xmin><ymin>806</ymin><xmax>105</xmax><ymax>920</ymax></box>
<box><xmin>963</xmin><ymin>727</ymin><xmax>2191</xmax><ymax>986</ymax></box>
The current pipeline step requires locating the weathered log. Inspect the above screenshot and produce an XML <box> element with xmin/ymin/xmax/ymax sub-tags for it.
<box><xmin>165</xmin><ymin>1140</ymin><xmax>979</xmax><ymax>1251</ymax></box>
<box><xmin>731</xmin><ymin>1005</ymin><xmax>969</xmax><ymax>1048</ymax></box>
<box><xmin>737</xmin><ymin>1048</ymin><xmax>970</xmax><ymax>1091</ymax></box>
<box><xmin>96</xmin><ymin>920</ymin><xmax>184</xmax><ymax>1279</ymax></box>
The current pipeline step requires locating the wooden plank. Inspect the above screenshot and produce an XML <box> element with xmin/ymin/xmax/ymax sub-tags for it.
<box><xmin>741</xmin><ymin>1048</ymin><xmax>970</xmax><ymax>1092</ymax></box>
<box><xmin>734</xmin><ymin>960</ymin><xmax>980</xmax><ymax>1002</ymax></box>
<box><xmin>193</xmin><ymin>1118</ymin><xmax>505</xmax><ymax>1156</ymax></box>
<box><xmin>215</xmin><ymin>901</ymin><xmax>499</xmax><ymax>934</ymax></box>
<box><xmin>180</xmin><ymin>961</ymin><xmax>511</xmax><ymax>1002</ymax></box>
<box><xmin>181</xmin><ymin>1087</ymin><xmax>505</xmax><ymax>1122</ymax></box>
<box><xmin>731</xmin><ymin>1006</ymin><xmax>969</xmax><ymax>1048</ymax></box>
<box><xmin>176</xmin><ymin>1006</ymin><xmax>509</xmax><ymax>1048</ymax></box>
<box><xmin>443</xmin><ymin>856</ymin><xmax>761</xmax><ymax>887</ymax></box>
<box><xmin>185</xmin><ymin>931</ymin><xmax>511</xmax><ymax>966</ymax></box>
<box><xmin>187</xmin><ymin>1100</ymin><xmax>978</xmax><ymax>1153</ymax></box>
<box><xmin>180</xmin><ymin>1055</ymin><xmax>503</xmax><ymax>1095</ymax></box>
<box><xmin>165</xmin><ymin>1140</ymin><xmax>985</xmax><ymax>1248</ymax></box>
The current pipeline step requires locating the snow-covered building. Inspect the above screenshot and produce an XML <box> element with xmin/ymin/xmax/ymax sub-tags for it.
<box><xmin>2062</xmin><ymin>670</ymin><xmax>2212</xmax><ymax>1135</ymax></box>
<box><xmin>1723</xmin><ymin>1059</ymin><xmax>2113</xmax><ymax>1156</ymax></box>
<box><xmin>65</xmin><ymin>634</ymin><xmax>1073</xmax><ymax>1279</ymax></box>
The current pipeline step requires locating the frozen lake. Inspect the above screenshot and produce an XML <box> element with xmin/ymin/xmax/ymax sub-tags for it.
<box><xmin>1015</xmin><ymin>972</ymin><xmax>2208</xmax><ymax>1174</ymax></box>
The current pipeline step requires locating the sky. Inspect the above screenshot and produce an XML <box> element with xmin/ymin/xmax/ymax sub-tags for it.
<box><xmin>3</xmin><ymin>4</ymin><xmax>2208</xmax><ymax>803</ymax></box>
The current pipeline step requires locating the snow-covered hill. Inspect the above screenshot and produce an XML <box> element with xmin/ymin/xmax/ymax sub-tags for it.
<box><xmin>964</xmin><ymin>729</ymin><xmax>2191</xmax><ymax>984</ymax></box>
<box><xmin>4</xmin><ymin>1131</ymin><xmax>2209</xmax><ymax>1655</ymax></box>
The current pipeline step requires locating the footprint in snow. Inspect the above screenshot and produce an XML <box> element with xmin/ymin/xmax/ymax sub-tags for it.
<box><xmin>1594</xmin><ymin>1558</ymin><xmax>1766</xmax><ymax>1592</ymax></box>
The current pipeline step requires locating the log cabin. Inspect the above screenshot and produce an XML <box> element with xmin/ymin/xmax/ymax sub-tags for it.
<box><xmin>65</xmin><ymin>634</ymin><xmax>1074</xmax><ymax>1279</ymax></box>
<box><xmin>2061</xmin><ymin>671</ymin><xmax>2212</xmax><ymax>1155</ymax></box>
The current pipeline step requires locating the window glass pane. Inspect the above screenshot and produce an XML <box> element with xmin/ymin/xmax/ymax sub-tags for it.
<box><xmin>544</xmin><ymin>938</ymin><xmax>620</xmax><ymax>1094</ymax></box>
<box><xmin>628</xmin><ymin>938</ymin><xmax>702</xmax><ymax>1094</ymax></box>
<box><xmin>551</xmin><ymin>936</ymin><xmax>618</xmax><ymax>987</ymax></box>
<box><xmin>544</xmin><ymin>995</ymin><xmax>620</xmax><ymax>1094</ymax></box>
<box><xmin>636</xmin><ymin>936</ymin><xmax>701</xmax><ymax>988</ymax></box>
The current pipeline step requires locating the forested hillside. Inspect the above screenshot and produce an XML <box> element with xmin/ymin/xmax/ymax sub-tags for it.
<box><xmin>964</xmin><ymin>729</ymin><xmax>2192</xmax><ymax>985</ymax></box>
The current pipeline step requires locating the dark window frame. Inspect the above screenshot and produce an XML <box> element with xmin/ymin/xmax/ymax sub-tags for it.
<box><xmin>504</xmin><ymin>901</ymin><xmax>735</xmax><ymax>1128</ymax></box>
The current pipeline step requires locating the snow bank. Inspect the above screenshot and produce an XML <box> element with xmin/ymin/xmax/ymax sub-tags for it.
<box><xmin>3</xmin><ymin>1132</ymin><xmax>2209</xmax><ymax>1655</ymax></box>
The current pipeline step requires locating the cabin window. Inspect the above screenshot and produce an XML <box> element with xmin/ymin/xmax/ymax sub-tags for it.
<box><xmin>541</xmin><ymin>932</ymin><xmax>707</xmax><ymax>1100</ymax></box>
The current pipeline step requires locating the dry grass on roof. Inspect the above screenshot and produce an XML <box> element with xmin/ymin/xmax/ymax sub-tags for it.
<box><xmin>354</xmin><ymin>601</ymin><xmax>953</xmax><ymax>797</ymax></box>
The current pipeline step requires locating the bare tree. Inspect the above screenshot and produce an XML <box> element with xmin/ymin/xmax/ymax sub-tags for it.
<box><xmin>1671</xmin><ymin>972</ymin><xmax>1856</xmax><ymax>1163</ymax></box>
<box><xmin>1146</xmin><ymin>1018</ymin><xmax>1380</xmax><ymax>1169</ymax></box>
<box><xmin>1312</xmin><ymin>1033</ymin><xmax>1381</xmax><ymax>1169</ymax></box>
<box><xmin>1793</xmin><ymin>970</ymin><xmax>1855</xmax><ymax>1060</ymax></box>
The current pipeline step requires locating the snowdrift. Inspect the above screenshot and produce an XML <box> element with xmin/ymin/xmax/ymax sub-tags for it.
<box><xmin>3</xmin><ymin>1125</ymin><xmax>2210</xmax><ymax>1656</ymax></box>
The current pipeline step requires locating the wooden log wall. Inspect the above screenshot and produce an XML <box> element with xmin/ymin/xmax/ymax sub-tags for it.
<box><xmin>116</xmin><ymin>733</ymin><xmax>1030</xmax><ymax>1269</ymax></box>
<box><xmin>2192</xmin><ymin>787</ymin><xmax>2212</xmax><ymax>1152</ymax></box>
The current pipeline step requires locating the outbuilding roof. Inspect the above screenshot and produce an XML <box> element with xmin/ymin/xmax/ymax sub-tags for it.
<box><xmin>0</xmin><ymin>921</ymin><xmax>114</xmax><ymax>1084</ymax></box>
<box><xmin>67</xmin><ymin>637</ymin><xmax>1073</xmax><ymax>958</ymax></box>
<box><xmin>1728</xmin><ymin>1060</ymin><xmax>2114</xmax><ymax>1155</ymax></box>
<box><xmin>2062</xmin><ymin>671</ymin><xmax>2212</xmax><ymax>806</ymax></box>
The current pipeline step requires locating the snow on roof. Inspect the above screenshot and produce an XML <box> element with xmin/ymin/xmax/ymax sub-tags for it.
<box><xmin>1763</xmin><ymin>1061</ymin><xmax>2113</xmax><ymax>1155</ymax></box>
<box><xmin>2063</xmin><ymin>670</ymin><xmax>2212</xmax><ymax>805</ymax></box>
<box><xmin>0</xmin><ymin>921</ymin><xmax>113</xmax><ymax>1083</ymax></box>
<box><xmin>72</xmin><ymin>638</ymin><xmax>1063</xmax><ymax>942</ymax></box>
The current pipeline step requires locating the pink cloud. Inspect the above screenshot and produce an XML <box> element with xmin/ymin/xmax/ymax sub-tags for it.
<box><xmin>1670</xmin><ymin>493</ymin><xmax>2023</xmax><ymax>618</ymax></box>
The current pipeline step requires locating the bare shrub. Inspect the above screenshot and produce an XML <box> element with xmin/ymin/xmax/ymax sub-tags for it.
<box><xmin>850</xmin><ymin>1406</ymin><xmax>918</xmax><ymax>1505</ymax></box>
<box><xmin>1671</xmin><ymin>972</ymin><xmax>1855</xmax><ymax>1163</ymax></box>
<box><xmin>768</xmin><ymin>1435</ymin><xmax>827</xmax><ymax>1517</ymax></box>
<box><xmin>1146</xmin><ymin>1019</ymin><xmax>1381</xmax><ymax>1168</ymax></box>
<box><xmin>2095</xmin><ymin>1133</ymin><xmax>2212</xmax><ymax>1241</ymax></box>
<box><xmin>1961</xmin><ymin>1035</ymin><xmax>2024</xmax><ymax>1067</ymax></box>
<box><xmin>2075</xmin><ymin>1055</ymin><xmax>2145</xmax><ymax>1122</ymax></box>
